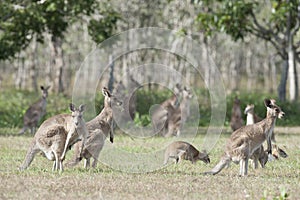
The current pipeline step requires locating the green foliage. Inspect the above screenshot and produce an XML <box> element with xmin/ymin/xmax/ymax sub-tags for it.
<box><xmin>88</xmin><ymin>2</ymin><xmax>120</xmax><ymax>44</ymax></box>
<box><xmin>227</xmin><ymin>92</ymin><xmax>300</xmax><ymax>126</ymax></box>
<box><xmin>1</xmin><ymin>88</ymin><xmax>299</xmax><ymax>129</ymax></box>
<box><xmin>195</xmin><ymin>0</ymin><xmax>299</xmax><ymax>41</ymax></box>
<box><xmin>0</xmin><ymin>0</ymin><xmax>119</xmax><ymax>60</ymax></box>
<box><xmin>0</xmin><ymin>89</ymin><xmax>70</xmax><ymax>128</ymax></box>
<box><xmin>134</xmin><ymin>112</ymin><xmax>151</xmax><ymax>127</ymax></box>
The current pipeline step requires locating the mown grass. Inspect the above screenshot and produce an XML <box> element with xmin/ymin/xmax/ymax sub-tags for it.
<box><xmin>0</xmin><ymin>128</ymin><xmax>299</xmax><ymax>200</ymax></box>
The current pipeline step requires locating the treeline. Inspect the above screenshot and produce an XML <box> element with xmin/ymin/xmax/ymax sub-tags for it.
<box><xmin>0</xmin><ymin>0</ymin><xmax>299</xmax><ymax>102</ymax></box>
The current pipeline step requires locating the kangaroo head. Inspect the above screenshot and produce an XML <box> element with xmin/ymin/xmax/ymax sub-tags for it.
<box><xmin>182</xmin><ymin>87</ymin><xmax>193</xmax><ymax>99</ymax></box>
<box><xmin>244</xmin><ymin>104</ymin><xmax>254</xmax><ymax>115</ymax></box>
<box><xmin>198</xmin><ymin>150</ymin><xmax>210</xmax><ymax>164</ymax></box>
<box><xmin>264</xmin><ymin>99</ymin><xmax>285</xmax><ymax>119</ymax></box>
<box><xmin>40</xmin><ymin>85</ymin><xmax>50</xmax><ymax>99</ymax></box>
<box><xmin>102</xmin><ymin>87</ymin><xmax>122</xmax><ymax>108</ymax></box>
<box><xmin>69</xmin><ymin>103</ymin><xmax>85</xmax><ymax>128</ymax></box>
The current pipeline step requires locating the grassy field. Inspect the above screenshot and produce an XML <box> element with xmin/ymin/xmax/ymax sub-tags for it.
<box><xmin>0</xmin><ymin>127</ymin><xmax>299</xmax><ymax>200</ymax></box>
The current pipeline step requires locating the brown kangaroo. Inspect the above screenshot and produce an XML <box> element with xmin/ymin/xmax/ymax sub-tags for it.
<box><xmin>164</xmin><ymin>141</ymin><xmax>210</xmax><ymax>165</ymax></box>
<box><xmin>67</xmin><ymin>87</ymin><xmax>122</xmax><ymax>168</ymax></box>
<box><xmin>205</xmin><ymin>99</ymin><xmax>285</xmax><ymax>176</ymax></box>
<box><xmin>244</xmin><ymin>104</ymin><xmax>288</xmax><ymax>160</ymax></box>
<box><xmin>164</xmin><ymin>87</ymin><xmax>193</xmax><ymax>137</ymax></box>
<box><xmin>19</xmin><ymin>86</ymin><xmax>50</xmax><ymax>135</ymax></box>
<box><xmin>19</xmin><ymin>104</ymin><xmax>87</xmax><ymax>172</ymax></box>
<box><xmin>230</xmin><ymin>97</ymin><xmax>244</xmax><ymax>131</ymax></box>
<box><xmin>151</xmin><ymin>84</ymin><xmax>182</xmax><ymax>135</ymax></box>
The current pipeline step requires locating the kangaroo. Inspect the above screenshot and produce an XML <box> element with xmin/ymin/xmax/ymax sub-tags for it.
<box><xmin>19</xmin><ymin>86</ymin><xmax>50</xmax><ymax>135</ymax></box>
<box><xmin>67</xmin><ymin>87</ymin><xmax>122</xmax><ymax>168</ymax></box>
<box><xmin>244</xmin><ymin>104</ymin><xmax>267</xmax><ymax>168</ymax></box>
<box><xmin>151</xmin><ymin>84</ymin><xmax>182</xmax><ymax>135</ymax></box>
<box><xmin>113</xmin><ymin>75</ymin><xmax>141</xmax><ymax>123</ymax></box>
<box><xmin>205</xmin><ymin>99</ymin><xmax>285</xmax><ymax>176</ymax></box>
<box><xmin>244</xmin><ymin>104</ymin><xmax>288</xmax><ymax>160</ymax></box>
<box><xmin>19</xmin><ymin>104</ymin><xmax>87</xmax><ymax>172</ymax></box>
<box><xmin>164</xmin><ymin>87</ymin><xmax>193</xmax><ymax>137</ymax></box>
<box><xmin>79</xmin><ymin>120</ymin><xmax>110</xmax><ymax>168</ymax></box>
<box><xmin>230</xmin><ymin>97</ymin><xmax>244</xmax><ymax>131</ymax></box>
<box><xmin>164</xmin><ymin>141</ymin><xmax>210</xmax><ymax>165</ymax></box>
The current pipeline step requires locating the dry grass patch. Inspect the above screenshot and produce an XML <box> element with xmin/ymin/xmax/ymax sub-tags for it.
<box><xmin>0</xmin><ymin>129</ymin><xmax>299</xmax><ymax>199</ymax></box>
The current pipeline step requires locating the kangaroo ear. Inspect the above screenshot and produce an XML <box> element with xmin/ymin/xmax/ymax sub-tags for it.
<box><xmin>79</xmin><ymin>104</ymin><xmax>85</xmax><ymax>112</ymax></box>
<box><xmin>270</xmin><ymin>99</ymin><xmax>276</xmax><ymax>105</ymax></box>
<box><xmin>102</xmin><ymin>87</ymin><xmax>111</xmax><ymax>97</ymax></box>
<box><xmin>40</xmin><ymin>86</ymin><xmax>44</xmax><ymax>90</ymax></box>
<box><xmin>264</xmin><ymin>99</ymin><xmax>272</xmax><ymax>108</ymax></box>
<box><xmin>46</xmin><ymin>86</ymin><xmax>51</xmax><ymax>90</ymax></box>
<box><xmin>69</xmin><ymin>103</ymin><xmax>76</xmax><ymax>112</ymax></box>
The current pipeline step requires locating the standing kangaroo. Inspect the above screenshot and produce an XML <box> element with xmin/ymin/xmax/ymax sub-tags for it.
<box><xmin>151</xmin><ymin>84</ymin><xmax>182</xmax><ymax>135</ymax></box>
<box><xmin>164</xmin><ymin>87</ymin><xmax>193</xmax><ymax>137</ymax></box>
<box><xmin>230</xmin><ymin>97</ymin><xmax>244</xmax><ymax>131</ymax></box>
<box><xmin>19</xmin><ymin>104</ymin><xmax>87</xmax><ymax>172</ymax></box>
<box><xmin>67</xmin><ymin>87</ymin><xmax>122</xmax><ymax>168</ymax></box>
<box><xmin>244</xmin><ymin>104</ymin><xmax>267</xmax><ymax>168</ymax></box>
<box><xmin>164</xmin><ymin>141</ymin><xmax>210</xmax><ymax>165</ymax></box>
<box><xmin>19</xmin><ymin>86</ymin><xmax>50</xmax><ymax>135</ymax></box>
<box><xmin>205</xmin><ymin>99</ymin><xmax>285</xmax><ymax>176</ymax></box>
<box><xmin>244</xmin><ymin>104</ymin><xmax>288</xmax><ymax>160</ymax></box>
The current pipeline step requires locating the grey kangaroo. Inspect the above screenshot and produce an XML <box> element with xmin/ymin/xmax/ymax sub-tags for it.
<box><xmin>19</xmin><ymin>86</ymin><xmax>50</xmax><ymax>135</ymax></box>
<box><xmin>205</xmin><ymin>99</ymin><xmax>284</xmax><ymax>176</ymax></box>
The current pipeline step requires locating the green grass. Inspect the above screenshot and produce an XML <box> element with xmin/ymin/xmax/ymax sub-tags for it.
<box><xmin>0</xmin><ymin>128</ymin><xmax>299</xmax><ymax>199</ymax></box>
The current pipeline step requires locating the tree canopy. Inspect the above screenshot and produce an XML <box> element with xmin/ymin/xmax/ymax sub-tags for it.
<box><xmin>196</xmin><ymin>0</ymin><xmax>300</xmax><ymax>101</ymax></box>
<box><xmin>0</xmin><ymin>0</ymin><xmax>118</xmax><ymax>60</ymax></box>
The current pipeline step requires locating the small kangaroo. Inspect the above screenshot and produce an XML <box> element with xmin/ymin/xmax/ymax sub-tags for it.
<box><xmin>244</xmin><ymin>103</ymin><xmax>288</xmax><ymax>160</ymax></box>
<box><xmin>230</xmin><ymin>97</ymin><xmax>244</xmax><ymax>131</ymax></box>
<box><xmin>205</xmin><ymin>99</ymin><xmax>284</xmax><ymax>176</ymax></box>
<box><xmin>19</xmin><ymin>104</ymin><xmax>87</xmax><ymax>172</ymax></box>
<box><xmin>67</xmin><ymin>87</ymin><xmax>122</xmax><ymax>168</ymax></box>
<box><xmin>19</xmin><ymin>86</ymin><xmax>50</xmax><ymax>135</ymax></box>
<box><xmin>164</xmin><ymin>87</ymin><xmax>193</xmax><ymax>137</ymax></box>
<box><xmin>164</xmin><ymin>141</ymin><xmax>210</xmax><ymax>165</ymax></box>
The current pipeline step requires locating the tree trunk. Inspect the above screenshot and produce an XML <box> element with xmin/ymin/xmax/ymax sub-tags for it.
<box><xmin>278</xmin><ymin>59</ymin><xmax>288</xmax><ymax>102</ymax></box>
<box><xmin>288</xmin><ymin>36</ymin><xmax>298</xmax><ymax>101</ymax></box>
<box><xmin>108</xmin><ymin>55</ymin><xmax>114</xmax><ymax>92</ymax></box>
<box><xmin>49</xmin><ymin>36</ymin><xmax>64</xmax><ymax>93</ymax></box>
<box><xmin>30</xmin><ymin>37</ymin><xmax>38</xmax><ymax>92</ymax></box>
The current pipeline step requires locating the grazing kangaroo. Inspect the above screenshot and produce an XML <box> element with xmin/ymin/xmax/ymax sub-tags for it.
<box><xmin>67</xmin><ymin>87</ymin><xmax>122</xmax><ymax>168</ymax></box>
<box><xmin>230</xmin><ymin>97</ymin><xmax>244</xmax><ymax>131</ymax></box>
<box><xmin>244</xmin><ymin>104</ymin><xmax>288</xmax><ymax>160</ymax></box>
<box><xmin>164</xmin><ymin>87</ymin><xmax>193</xmax><ymax>137</ymax></box>
<box><xmin>19</xmin><ymin>104</ymin><xmax>87</xmax><ymax>172</ymax></box>
<box><xmin>19</xmin><ymin>86</ymin><xmax>50</xmax><ymax>135</ymax></box>
<box><xmin>164</xmin><ymin>141</ymin><xmax>210</xmax><ymax>165</ymax></box>
<box><xmin>205</xmin><ymin>99</ymin><xmax>285</xmax><ymax>176</ymax></box>
<box><xmin>151</xmin><ymin>84</ymin><xmax>182</xmax><ymax>135</ymax></box>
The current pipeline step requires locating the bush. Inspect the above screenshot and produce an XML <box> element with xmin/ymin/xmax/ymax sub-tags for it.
<box><xmin>0</xmin><ymin>88</ymin><xmax>298</xmax><ymax>128</ymax></box>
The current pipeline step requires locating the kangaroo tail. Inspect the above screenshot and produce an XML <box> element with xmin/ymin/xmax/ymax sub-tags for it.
<box><xmin>203</xmin><ymin>155</ymin><xmax>231</xmax><ymax>175</ymax></box>
<box><xmin>19</xmin><ymin>139</ymin><xmax>40</xmax><ymax>171</ymax></box>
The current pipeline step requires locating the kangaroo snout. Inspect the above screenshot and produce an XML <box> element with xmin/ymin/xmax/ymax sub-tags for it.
<box><xmin>279</xmin><ymin>112</ymin><xmax>285</xmax><ymax>119</ymax></box>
